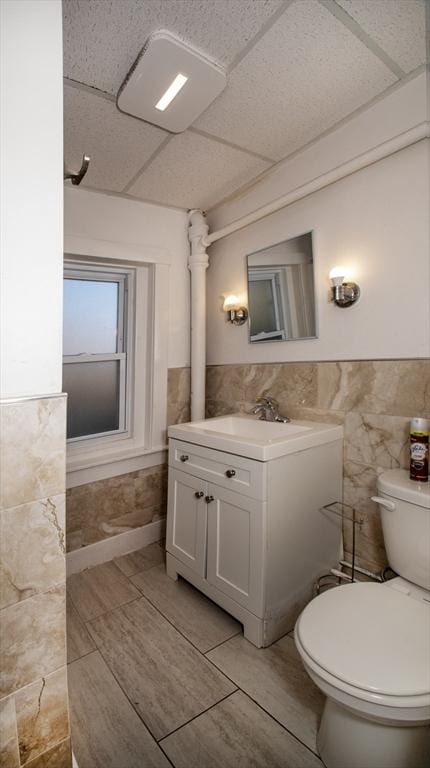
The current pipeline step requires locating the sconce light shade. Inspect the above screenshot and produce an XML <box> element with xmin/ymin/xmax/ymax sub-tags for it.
<box><xmin>329</xmin><ymin>266</ymin><xmax>360</xmax><ymax>308</ymax></box>
<box><xmin>223</xmin><ymin>294</ymin><xmax>240</xmax><ymax>311</ymax></box>
<box><xmin>223</xmin><ymin>294</ymin><xmax>248</xmax><ymax>325</ymax></box>
<box><xmin>329</xmin><ymin>266</ymin><xmax>346</xmax><ymax>286</ymax></box>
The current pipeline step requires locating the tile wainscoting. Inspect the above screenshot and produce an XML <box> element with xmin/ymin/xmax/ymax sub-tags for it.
<box><xmin>0</xmin><ymin>396</ymin><xmax>71</xmax><ymax>768</ymax></box>
<box><xmin>65</xmin><ymin>367</ymin><xmax>191</xmax><ymax>554</ymax></box>
<box><xmin>66</xmin><ymin>360</ymin><xmax>430</xmax><ymax>570</ymax></box>
<box><xmin>167</xmin><ymin>367</ymin><xmax>191</xmax><ymax>428</ymax></box>
<box><xmin>206</xmin><ymin>359</ymin><xmax>430</xmax><ymax>572</ymax></box>
<box><xmin>66</xmin><ymin>465</ymin><xmax>168</xmax><ymax>552</ymax></box>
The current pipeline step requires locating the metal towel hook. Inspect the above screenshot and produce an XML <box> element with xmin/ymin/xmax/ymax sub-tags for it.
<box><xmin>64</xmin><ymin>154</ymin><xmax>90</xmax><ymax>185</ymax></box>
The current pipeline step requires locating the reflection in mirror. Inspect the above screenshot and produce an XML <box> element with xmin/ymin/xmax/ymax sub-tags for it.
<box><xmin>247</xmin><ymin>232</ymin><xmax>316</xmax><ymax>343</ymax></box>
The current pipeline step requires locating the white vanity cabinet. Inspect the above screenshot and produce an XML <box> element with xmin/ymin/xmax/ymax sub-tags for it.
<box><xmin>167</xmin><ymin>440</ymin><xmax>266</xmax><ymax>616</ymax></box>
<box><xmin>166</xmin><ymin>427</ymin><xmax>343</xmax><ymax>648</ymax></box>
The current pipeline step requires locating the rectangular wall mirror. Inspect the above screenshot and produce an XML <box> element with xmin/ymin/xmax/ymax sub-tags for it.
<box><xmin>246</xmin><ymin>231</ymin><xmax>316</xmax><ymax>343</ymax></box>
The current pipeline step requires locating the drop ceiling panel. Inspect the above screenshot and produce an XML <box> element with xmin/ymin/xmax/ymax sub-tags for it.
<box><xmin>195</xmin><ymin>0</ymin><xmax>397</xmax><ymax>160</ymax></box>
<box><xmin>64</xmin><ymin>85</ymin><xmax>166</xmax><ymax>191</ymax></box>
<box><xmin>337</xmin><ymin>0</ymin><xmax>426</xmax><ymax>74</ymax></box>
<box><xmin>62</xmin><ymin>0</ymin><xmax>284</xmax><ymax>95</ymax></box>
<box><xmin>128</xmin><ymin>132</ymin><xmax>272</xmax><ymax>210</ymax></box>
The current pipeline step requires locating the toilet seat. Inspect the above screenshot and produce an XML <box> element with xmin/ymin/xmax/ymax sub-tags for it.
<box><xmin>295</xmin><ymin>582</ymin><xmax>430</xmax><ymax>716</ymax></box>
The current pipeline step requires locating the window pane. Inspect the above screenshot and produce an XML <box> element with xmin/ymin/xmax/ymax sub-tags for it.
<box><xmin>64</xmin><ymin>361</ymin><xmax>120</xmax><ymax>439</ymax></box>
<box><xmin>249</xmin><ymin>279</ymin><xmax>278</xmax><ymax>335</ymax></box>
<box><xmin>64</xmin><ymin>278</ymin><xmax>119</xmax><ymax>354</ymax></box>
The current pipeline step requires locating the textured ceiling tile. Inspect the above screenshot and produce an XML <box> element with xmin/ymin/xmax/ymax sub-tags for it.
<box><xmin>64</xmin><ymin>85</ymin><xmax>167</xmax><ymax>191</ymax></box>
<box><xmin>63</xmin><ymin>0</ymin><xmax>284</xmax><ymax>95</ymax></box>
<box><xmin>195</xmin><ymin>0</ymin><xmax>397</xmax><ymax>159</ymax></box>
<box><xmin>337</xmin><ymin>0</ymin><xmax>426</xmax><ymax>74</ymax></box>
<box><xmin>128</xmin><ymin>132</ymin><xmax>272</xmax><ymax>210</ymax></box>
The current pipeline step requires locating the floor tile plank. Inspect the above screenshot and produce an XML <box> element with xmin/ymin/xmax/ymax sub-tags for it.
<box><xmin>131</xmin><ymin>565</ymin><xmax>241</xmax><ymax>652</ymax></box>
<box><xmin>114</xmin><ymin>542</ymin><xmax>165</xmax><ymax>578</ymax></box>
<box><xmin>87</xmin><ymin>596</ymin><xmax>236</xmax><ymax>740</ymax></box>
<box><xmin>206</xmin><ymin>634</ymin><xmax>324</xmax><ymax>752</ymax></box>
<box><xmin>68</xmin><ymin>651</ymin><xmax>170</xmax><ymax>768</ymax></box>
<box><xmin>161</xmin><ymin>690</ymin><xmax>322</xmax><ymax>768</ymax></box>
<box><xmin>67</xmin><ymin>595</ymin><xmax>96</xmax><ymax>663</ymax></box>
<box><xmin>67</xmin><ymin>561</ymin><xmax>140</xmax><ymax>622</ymax></box>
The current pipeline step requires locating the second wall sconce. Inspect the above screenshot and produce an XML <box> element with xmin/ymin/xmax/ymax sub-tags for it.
<box><xmin>223</xmin><ymin>294</ymin><xmax>248</xmax><ymax>325</ymax></box>
<box><xmin>329</xmin><ymin>266</ymin><xmax>360</xmax><ymax>308</ymax></box>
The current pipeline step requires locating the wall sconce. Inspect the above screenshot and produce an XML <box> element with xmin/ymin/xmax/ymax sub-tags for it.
<box><xmin>223</xmin><ymin>294</ymin><xmax>248</xmax><ymax>325</ymax></box>
<box><xmin>329</xmin><ymin>266</ymin><xmax>360</xmax><ymax>308</ymax></box>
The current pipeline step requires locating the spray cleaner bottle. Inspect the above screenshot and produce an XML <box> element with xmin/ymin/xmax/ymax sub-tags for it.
<box><xmin>410</xmin><ymin>418</ymin><xmax>429</xmax><ymax>482</ymax></box>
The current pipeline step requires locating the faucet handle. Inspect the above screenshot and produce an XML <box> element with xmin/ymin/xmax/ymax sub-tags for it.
<box><xmin>256</xmin><ymin>394</ymin><xmax>278</xmax><ymax>407</ymax></box>
<box><xmin>251</xmin><ymin>403</ymin><xmax>264</xmax><ymax>414</ymax></box>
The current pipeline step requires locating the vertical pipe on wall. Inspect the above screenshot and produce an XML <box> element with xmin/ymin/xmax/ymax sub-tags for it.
<box><xmin>188</xmin><ymin>210</ymin><xmax>209</xmax><ymax>421</ymax></box>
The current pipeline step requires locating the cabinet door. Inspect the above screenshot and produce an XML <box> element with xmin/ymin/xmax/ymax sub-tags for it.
<box><xmin>206</xmin><ymin>483</ymin><xmax>265</xmax><ymax>615</ymax></box>
<box><xmin>166</xmin><ymin>469</ymin><xmax>207</xmax><ymax>577</ymax></box>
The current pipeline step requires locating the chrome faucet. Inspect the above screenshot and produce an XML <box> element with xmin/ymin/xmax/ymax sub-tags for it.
<box><xmin>251</xmin><ymin>395</ymin><xmax>290</xmax><ymax>423</ymax></box>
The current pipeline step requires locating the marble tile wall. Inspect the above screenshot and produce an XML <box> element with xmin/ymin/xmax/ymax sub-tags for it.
<box><xmin>66</xmin><ymin>360</ymin><xmax>429</xmax><ymax>570</ymax></box>
<box><xmin>66</xmin><ymin>465</ymin><xmax>167</xmax><ymax>552</ymax></box>
<box><xmin>0</xmin><ymin>396</ymin><xmax>71</xmax><ymax>768</ymax></box>
<box><xmin>167</xmin><ymin>367</ymin><xmax>191</xmax><ymax>428</ymax></box>
<box><xmin>65</xmin><ymin>367</ymin><xmax>191</xmax><ymax>553</ymax></box>
<box><xmin>206</xmin><ymin>360</ymin><xmax>430</xmax><ymax>572</ymax></box>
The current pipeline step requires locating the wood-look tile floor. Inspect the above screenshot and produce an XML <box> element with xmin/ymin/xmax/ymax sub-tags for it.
<box><xmin>67</xmin><ymin>542</ymin><xmax>324</xmax><ymax>768</ymax></box>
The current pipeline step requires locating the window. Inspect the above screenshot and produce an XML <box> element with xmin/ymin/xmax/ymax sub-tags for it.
<box><xmin>63</xmin><ymin>264</ymin><xmax>133</xmax><ymax>442</ymax></box>
<box><xmin>63</xmin><ymin>252</ymin><xmax>168</xmax><ymax>484</ymax></box>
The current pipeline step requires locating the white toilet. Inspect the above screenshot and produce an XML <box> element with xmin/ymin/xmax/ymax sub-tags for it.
<box><xmin>295</xmin><ymin>469</ymin><xmax>430</xmax><ymax>768</ymax></box>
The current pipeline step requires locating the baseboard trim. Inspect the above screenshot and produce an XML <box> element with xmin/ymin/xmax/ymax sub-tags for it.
<box><xmin>66</xmin><ymin>519</ymin><xmax>166</xmax><ymax>575</ymax></box>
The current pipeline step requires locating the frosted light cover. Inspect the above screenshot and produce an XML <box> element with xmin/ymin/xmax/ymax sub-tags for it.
<box><xmin>117</xmin><ymin>31</ymin><xmax>227</xmax><ymax>133</ymax></box>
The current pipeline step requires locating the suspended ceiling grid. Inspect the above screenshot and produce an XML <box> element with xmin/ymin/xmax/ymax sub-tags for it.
<box><xmin>63</xmin><ymin>0</ymin><xmax>426</xmax><ymax>211</ymax></box>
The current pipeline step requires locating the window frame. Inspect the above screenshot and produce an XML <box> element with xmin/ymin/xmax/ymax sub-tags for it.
<box><xmin>63</xmin><ymin>243</ymin><xmax>169</xmax><ymax>489</ymax></box>
<box><xmin>63</xmin><ymin>261</ymin><xmax>135</xmax><ymax>445</ymax></box>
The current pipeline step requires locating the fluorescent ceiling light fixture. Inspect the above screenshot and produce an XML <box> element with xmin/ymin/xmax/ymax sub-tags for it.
<box><xmin>117</xmin><ymin>31</ymin><xmax>227</xmax><ymax>133</ymax></box>
<box><xmin>155</xmin><ymin>74</ymin><xmax>188</xmax><ymax>111</ymax></box>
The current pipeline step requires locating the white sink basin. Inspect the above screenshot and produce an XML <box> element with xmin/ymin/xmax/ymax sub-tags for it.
<box><xmin>168</xmin><ymin>413</ymin><xmax>343</xmax><ymax>461</ymax></box>
<box><xmin>192</xmin><ymin>415</ymin><xmax>311</xmax><ymax>439</ymax></box>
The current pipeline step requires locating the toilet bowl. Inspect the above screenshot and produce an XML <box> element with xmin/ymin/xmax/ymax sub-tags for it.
<box><xmin>294</xmin><ymin>470</ymin><xmax>430</xmax><ymax>768</ymax></box>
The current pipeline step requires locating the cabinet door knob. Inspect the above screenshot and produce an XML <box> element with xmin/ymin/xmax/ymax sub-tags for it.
<box><xmin>180</xmin><ymin>454</ymin><xmax>189</xmax><ymax>462</ymax></box>
<box><xmin>194</xmin><ymin>491</ymin><xmax>204</xmax><ymax>499</ymax></box>
<box><xmin>205</xmin><ymin>495</ymin><xmax>214</xmax><ymax>504</ymax></box>
<box><xmin>225</xmin><ymin>469</ymin><xmax>236</xmax><ymax>478</ymax></box>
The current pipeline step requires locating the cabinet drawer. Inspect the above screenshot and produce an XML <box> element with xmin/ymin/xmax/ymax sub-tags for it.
<box><xmin>169</xmin><ymin>439</ymin><xmax>266</xmax><ymax>500</ymax></box>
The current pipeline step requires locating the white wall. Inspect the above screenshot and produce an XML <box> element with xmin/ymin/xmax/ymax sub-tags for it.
<box><xmin>64</xmin><ymin>188</ymin><xmax>190</xmax><ymax>368</ymax></box>
<box><xmin>0</xmin><ymin>0</ymin><xmax>64</xmax><ymax>398</ymax></box>
<box><xmin>206</xmin><ymin>75</ymin><xmax>429</xmax><ymax>365</ymax></box>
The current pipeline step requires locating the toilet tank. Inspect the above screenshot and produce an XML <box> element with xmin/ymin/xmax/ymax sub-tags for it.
<box><xmin>376</xmin><ymin>469</ymin><xmax>430</xmax><ymax>590</ymax></box>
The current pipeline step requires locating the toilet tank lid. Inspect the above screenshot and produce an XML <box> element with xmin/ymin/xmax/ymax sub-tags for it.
<box><xmin>378</xmin><ymin>469</ymin><xmax>430</xmax><ymax>509</ymax></box>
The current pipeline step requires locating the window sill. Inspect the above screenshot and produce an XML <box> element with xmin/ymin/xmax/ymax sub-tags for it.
<box><xmin>66</xmin><ymin>443</ymin><xmax>168</xmax><ymax>488</ymax></box>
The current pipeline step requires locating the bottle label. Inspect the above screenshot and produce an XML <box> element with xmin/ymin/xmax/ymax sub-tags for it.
<box><xmin>410</xmin><ymin>434</ymin><xmax>429</xmax><ymax>481</ymax></box>
<box><xmin>411</xmin><ymin>443</ymin><xmax>427</xmax><ymax>462</ymax></box>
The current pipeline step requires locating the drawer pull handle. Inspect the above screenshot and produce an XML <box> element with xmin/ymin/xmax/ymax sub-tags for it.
<box><xmin>205</xmin><ymin>495</ymin><xmax>214</xmax><ymax>504</ymax></box>
<box><xmin>225</xmin><ymin>469</ymin><xmax>236</xmax><ymax>478</ymax></box>
<box><xmin>194</xmin><ymin>491</ymin><xmax>204</xmax><ymax>499</ymax></box>
<box><xmin>180</xmin><ymin>454</ymin><xmax>189</xmax><ymax>462</ymax></box>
